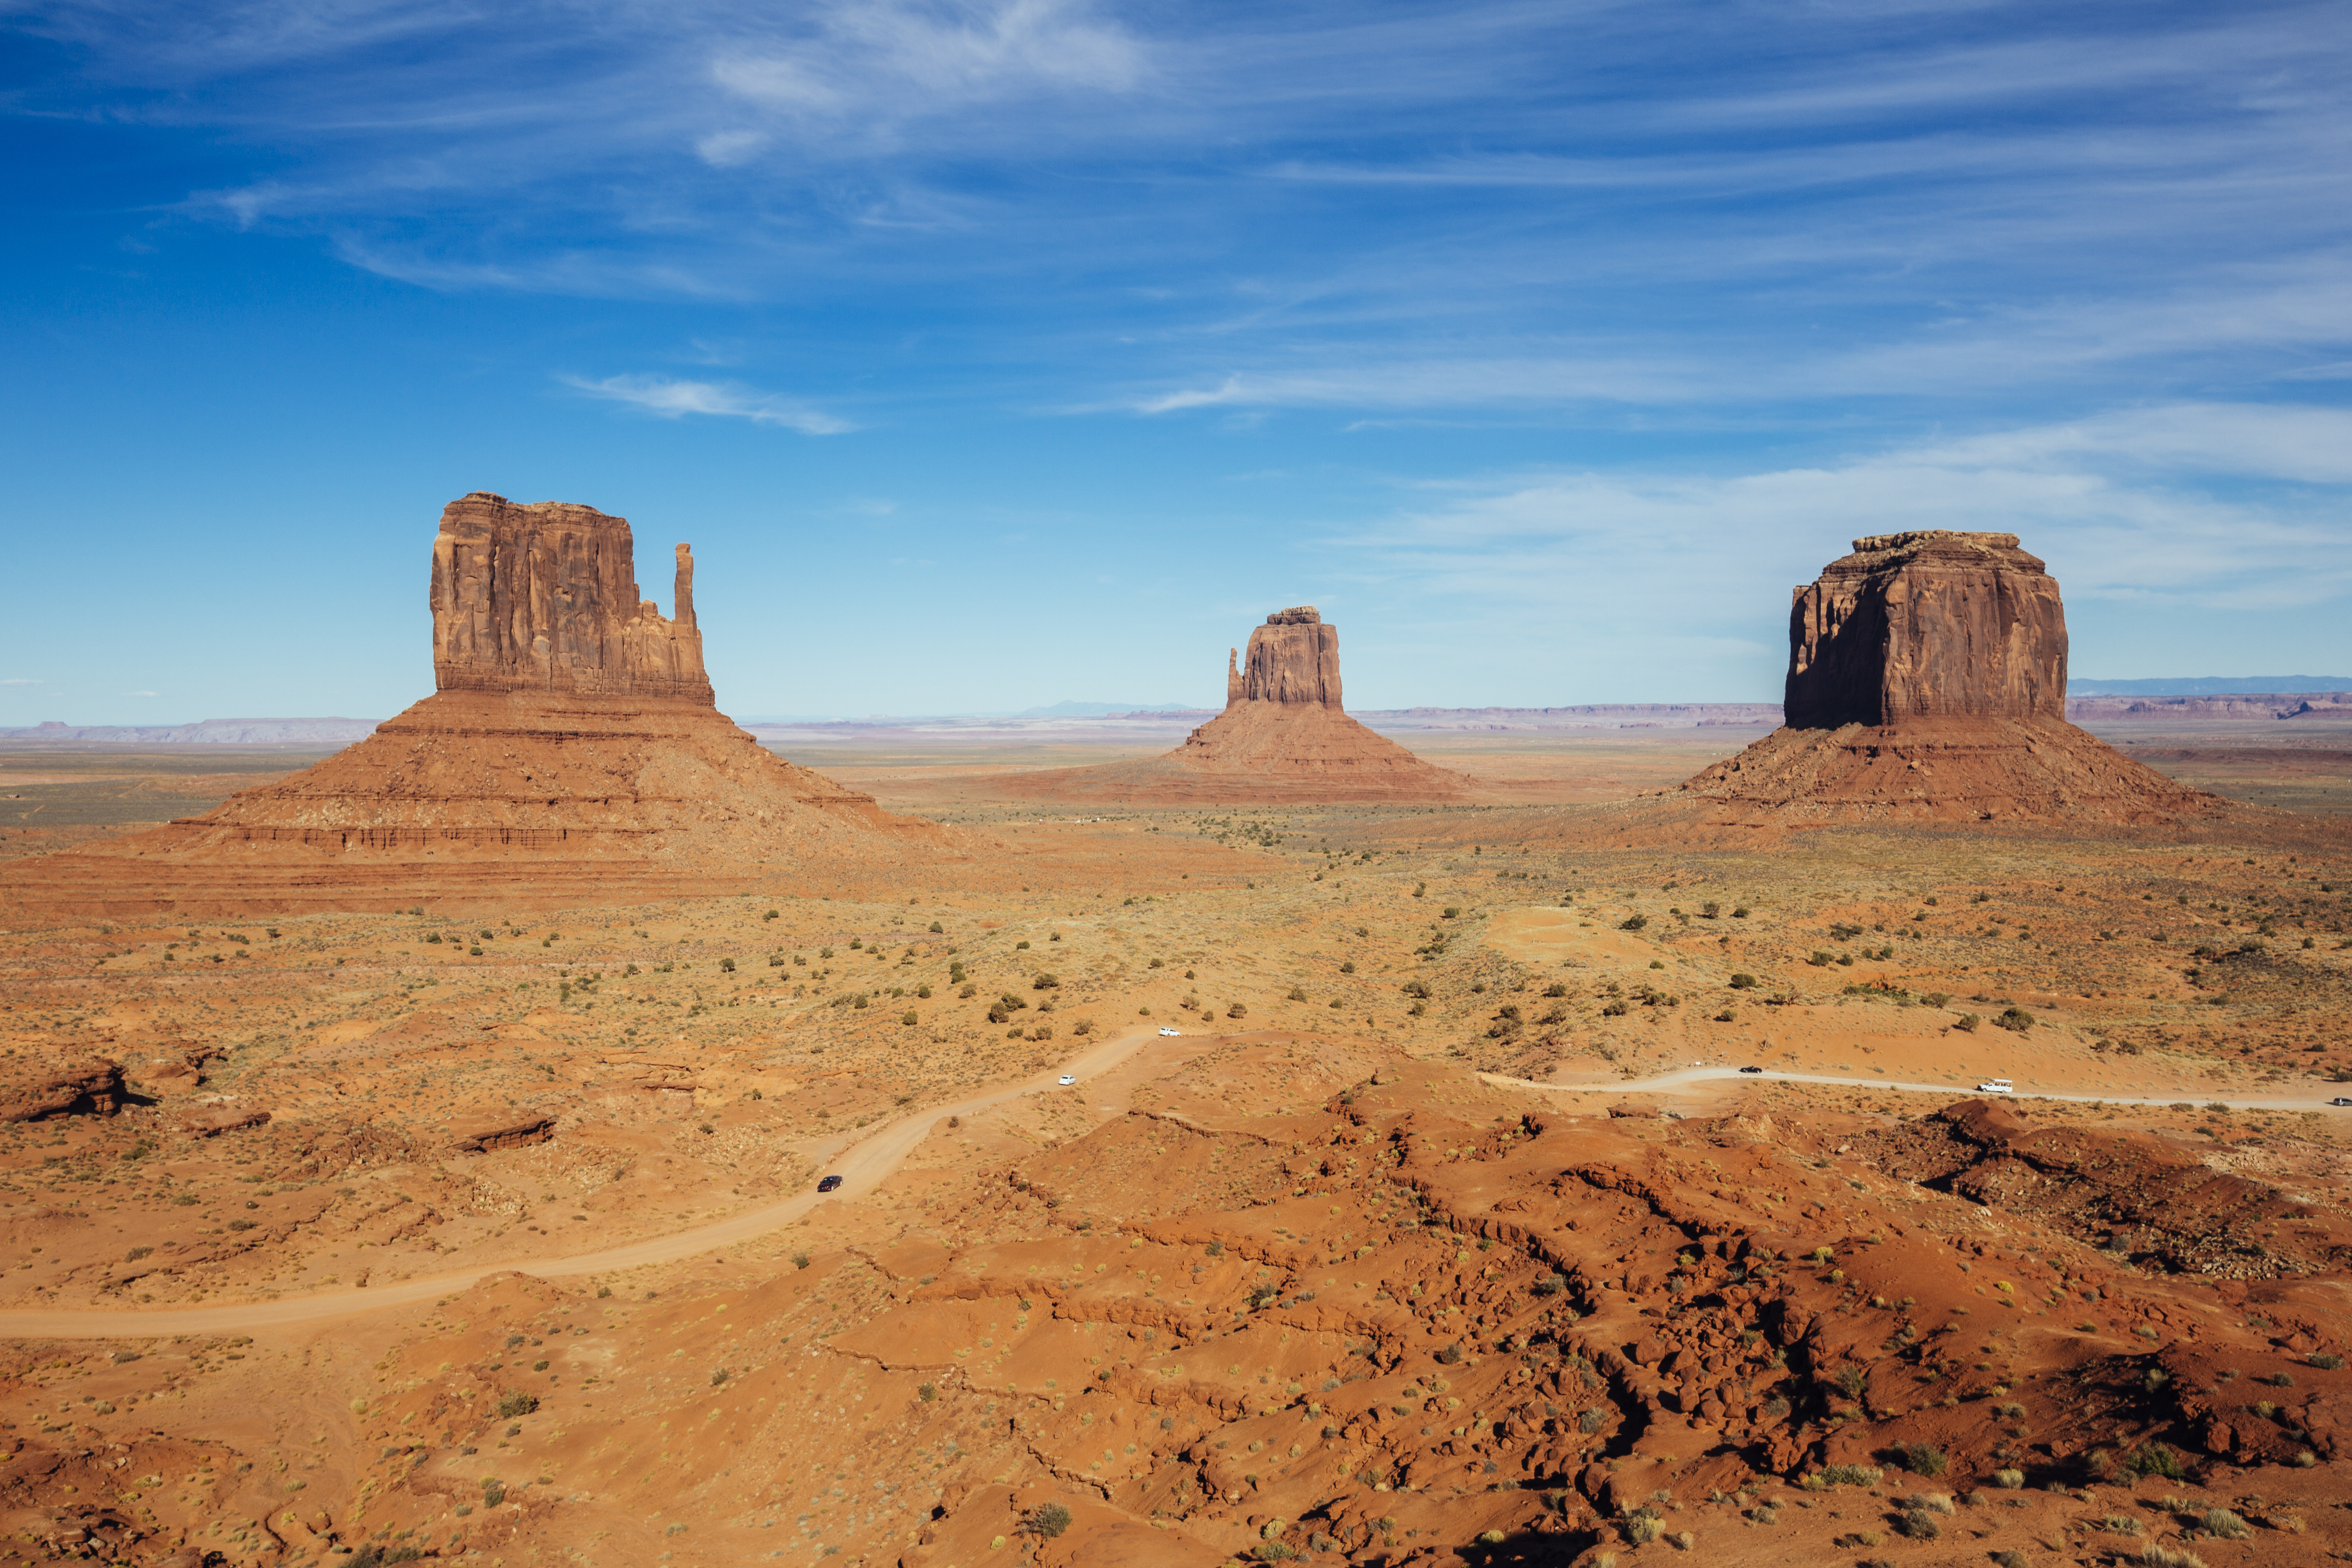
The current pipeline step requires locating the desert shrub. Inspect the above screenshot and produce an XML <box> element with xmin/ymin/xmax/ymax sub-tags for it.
<box><xmin>1625</xmin><ymin>1513</ymin><xmax>1664</xmax><ymax>1544</ymax></box>
<box><xmin>497</xmin><ymin>1391</ymin><xmax>538</xmax><ymax>1419</ymax></box>
<box><xmin>125</xmin><ymin>1245</ymin><xmax>152</xmax><ymax>1262</ymax></box>
<box><xmin>918</xmin><ymin>1381</ymin><xmax>937</xmax><ymax>1401</ymax></box>
<box><xmin>1992</xmin><ymin>1468</ymin><xmax>2025</xmax><ymax>1489</ymax></box>
<box><xmin>1997</xmin><ymin>1006</ymin><xmax>2035</xmax><ymax>1031</ymax></box>
<box><xmin>2310</xmin><ymin>1353</ymin><xmax>2343</xmax><ymax>1370</ymax></box>
<box><xmin>1902</xmin><ymin>1492</ymin><xmax>1953</xmax><ymax>1515</ymax></box>
<box><xmin>1728</xmin><ymin>972</ymin><xmax>1758</xmax><ymax>989</ymax></box>
<box><xmin>1620</xmin><ymin>915</ymin><xmax>1648</xmax><ymax>931</ymax></box>
<box><xmin>1898</xmin><ymin>1441</ymin><xmax>1947</xmax><ymax>1477</ymax></box>
<box><xmin>900</xmin><ymin>1009</ymin><xmax>919</xmax><ymax>1025</ymax></box>
<box><xmin>1530</xmin><ymin>1273</ymin><xmax>1568</xmax><ymax>1297</ymax></box>
<box><xmin>709</xmin><ymin>1368</ymin><xmax>729</xmax><ymax>1387</ymax></box>
<box><xmin>1832</xmin><ymin>1365</ymin><xmax>1866</xmax><ymax>1397</ymax></box>
<box><xmin>719</xmin><ymin>957</ymin><xmax>735</xmax><ymax>972</ymax></box>
<box><xmin>1955</xmin><ymin>1013</ymin><xmax>1982</xmax><ymax>1032</ymax></box>
<box><xmin>1435</xmin><ymin>1343</ymin><xmax>1463</xmax><ymax>1365</ymax></box>
<box><xmin>1227</xmin><ymin>1003</ymin><xmax>1247</xmax><ymax>1018</ymax></box>
<box><xmin>1992</xmin><ymin>1553</ymin><xmax>2029</xmax><ymax>1568</ymax></box>
<box><xmin>791</xmin><ymin>1249</ymin><xmax>811</xmax><ymax>1270</ymax></box>
<box><xmin>2138</xmin><ymin>1546</ymin><xmax>2208</xmax><ymax>1568</ymax></box>
<box><xmin>1287</xmin><ymin>986</ymin><xmax>1308</xmax><ymax>1002</ymax></box>
<box><xmin>2123</xmin><ymin>1442</ymin><xmax>2187</xmax><ymax>1479</ymax></box>
<box><xmin>1033</xmin><ymin>972</ymin><xmax>1058</xmax><ymax>989</ymax></box>
<box><xmin>481</xmin><ymin>1479</ymin><xmax>507</xmax><ymax>1506</ymax></box>
<box><xmin>1810</xmin><ymin>1464</ymin><xmax>1881</xmax><ymax>1488</ymax></box>
<box><xmin>1895</xmin><ymin>1510</ymin><xmax>1940</xmax><ymax>1539</ymax></box>
<box><xmin>1580</xmin><ymin>1407</ymin><xmax>1611</xmax><ymax>1433</ymax></box>
<box><xmin>1022</xmin><ymin>1502</ymin><xmax>1072</xmax><ymax>1539</ymax></box>
<box><xmin>2201</xmin><ymin>1508</ymin><xmax>2249</xmax><ymax>1540</ymax></box>
<box><xmin>2100</xmin><ymin>1514</ymin><xmax>2140</xmax><ymax>1535</ymax></box>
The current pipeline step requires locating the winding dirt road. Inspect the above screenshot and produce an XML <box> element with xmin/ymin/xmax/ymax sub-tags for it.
<box><xmin>1479</xmin><ymin>1063</ymin><xmax>2352</xmax><ymax>1111</ymax></box>
<box><xmin>8</xmin><ymin>1039</ymin><xmax>2341</xmax><ymax>1342</ymax></box>
<box><xmin>0</xmin><ymin>1022</ymin><xmax>1185</xmax><ymax>1341</ymax></box>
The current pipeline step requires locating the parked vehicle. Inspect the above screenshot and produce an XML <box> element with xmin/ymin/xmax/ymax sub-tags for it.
<box><xmin>1977</xmin><ymin>1078</ymin><xmax>2013</xmax><ymax>1094</ymax></box>
<box><xmin>1158</xmin><ymin>1027</ymin><xmax>1181</xmax><ymax>1037</ymax></box>
<box><xmin>1738</xmin><ymin>1065</ymin><xmax>1765</xmax><ymax>1074</ymax></box>
<box><xmin>816</xmin><ymin>1175</ymin><xmax>844</xmax><ymax>1193</ymax></box>
<box><xmin>2330</xmin><ymin>1097</ymin><xmax>2352</xmax><ymax>1107</ymax></box>
<box><xmin>1058</xmin><ymin>1074</ymin><xmax>1078</xmax><ymax>1086</ymax></box>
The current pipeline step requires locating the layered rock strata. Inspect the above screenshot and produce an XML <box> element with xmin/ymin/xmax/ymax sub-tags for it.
<box><xmin>1677</xmin><ymin>530</ymin><xmax>2223</xmax><ymax>824</ymax></box>
<box><xmin>993</xmin><ymin>607</ymin><xmax>1470</xmax><ymax>804</ymax></box>
<box><xmin>431</xmin><ymin>492</ymin><xmax>711</xmax><ymax>701</ymax></box>
<box><xmin>0</xmin><ymin>494</ymin><xmax>940</xmax><ymax>916</ymax></box>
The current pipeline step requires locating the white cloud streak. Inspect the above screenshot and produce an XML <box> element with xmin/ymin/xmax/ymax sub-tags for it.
<box><xmin>1341</xmin><ymin>406</ymin><xmax>2352</xmax><ymax>627</ymax></box>
<box><xmin>557</xmin><ymin>373</ymin><xmax>854</xmax><ymax>434</ymax></box>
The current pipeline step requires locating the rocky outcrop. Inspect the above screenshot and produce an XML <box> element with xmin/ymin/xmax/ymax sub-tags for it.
<box><xmin>1786</xmin><ymin>531</ymin><xmax>2065</xmax><ymax>727</ymax></box>
<box><xmin>989</xmin><ymin>607</ymin><xmax>1471</xmax><ymax>804</ymax></box>
<box><xmin>447</xmin><ymin>1113</ymin><xmax>556</xmax><ymax>1154</ymax></box>
<box><xmin>0</xmin><ymin>493</ymin><xmax>947</xmax><ymax>917</ymax></box>
<box><xmin>1676</xmin><ymin>530</ymin><xmax>2225</xmax><ymax>825</ymax></box>
<box><xmin>0</xmin><ymin>1057</ymin><xmax>125</xmax><ymax>1122</ymax></box>
<box><xmin>430</xmin><ymin>493</ymin><xmax>710</xmax><ymax>701</ymax></box>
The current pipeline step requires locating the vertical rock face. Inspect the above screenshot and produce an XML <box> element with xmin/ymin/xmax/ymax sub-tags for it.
<box><xmin>429</xmin><ymin>492</ymin><xmax>710</xmax><ymax>702</ymax></box>
<box><xmin>0</xmin><ymin>491</ymin><xmax>939</xmax><ymax>915</ymax></box>
<box><xmin>1674</xmin><ymin>529</ymin><xmax>2218</xmax><ymax>825</ymax></box>
<box><xmin>1232</xmin><ymin>606</ymin><xmax>1344</xmax><ymax>708</ymax></box>
<box><xmin>1785</xmin><ymin>531</ymin><xmax>2067</xmax><ymax>729</ymax></box>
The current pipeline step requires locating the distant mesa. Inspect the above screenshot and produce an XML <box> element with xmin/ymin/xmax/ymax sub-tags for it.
<box><xmin>0</xmin><ymin>492</ymin><xmax>940</xmax><ymax>916</ymax></box>
<box><xmin>987</xmin><ymin>606</ymin><xmax>1472</xmax><ymax>804</ymax></box>
<box><xmin>1676</xmin><ymin>530</ymin><xmax>2226</xmax><ymax>824</ymax></box>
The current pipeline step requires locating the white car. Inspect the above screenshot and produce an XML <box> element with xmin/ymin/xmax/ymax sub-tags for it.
<box><xmin>1057</xmin><ymin>1074</ymin><xmax>1077</xmax><ymax>1086</ymax></box>
<box><xmin>1977</xmin><ymin>1078</ymin><xmax>2013</xmax><ymax>1094</ymax></box>
<box><xmin>1158</xmin><ymin>1027</ymin><xmax>1181</xmax><ymax>1037</ymax></box>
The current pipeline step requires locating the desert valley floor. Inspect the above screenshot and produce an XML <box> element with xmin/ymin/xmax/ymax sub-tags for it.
<box><xmin>4</xmin><ymin>717</ymin><xmax>2352</xmax><ymax>1568</ymax></box>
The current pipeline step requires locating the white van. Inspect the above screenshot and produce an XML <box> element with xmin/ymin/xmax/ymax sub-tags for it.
<box><xmin>1977</xmin><ymin>1078</ymin><xmax>2013</xmax><ymax>1094</ymax></box>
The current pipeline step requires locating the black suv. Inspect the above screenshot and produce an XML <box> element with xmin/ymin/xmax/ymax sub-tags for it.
<box><xmin>817</xmin><ymin>1175</ymin><xmax>844</xmax><ymax>1192</ymax></box>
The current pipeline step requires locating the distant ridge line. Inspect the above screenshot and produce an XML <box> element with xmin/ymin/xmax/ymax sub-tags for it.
<box><xmin>2069</xmin><ymin>676</ymin><xmax>2352</xmax><ymax>696</ymax></box>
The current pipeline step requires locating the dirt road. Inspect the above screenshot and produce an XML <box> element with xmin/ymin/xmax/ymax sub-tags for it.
<box><xmin>0</xmin><ymin>1022</ymin><xmax>1186</xmax><ymax>1341</ymax></box>
<box><xmin>1481</xmin><ymin>1063</ymin><xmax>2352</xmax><ymax>1111</ymax></box>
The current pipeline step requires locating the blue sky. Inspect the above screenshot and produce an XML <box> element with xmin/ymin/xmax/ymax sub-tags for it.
<box><xmin>2</xmin><ymin>0</ymin><xmax>2348</xmax><ymax>723</ymax></box>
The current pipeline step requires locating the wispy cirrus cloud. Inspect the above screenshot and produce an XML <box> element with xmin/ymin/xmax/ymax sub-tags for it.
<box><xmin>0</xmin><ymin>677</ymin><xmax>44</xmax><ymax>686</ymax></box>
<box><xmin>557</xmin><ymin>373</ymin><xmax>854</xmax><ymax>434</ymax></box>
<box><xmin>1321</xmin><ymin>401</ymin><xmax>2352</xmax><ymax>698</ymax></box>
<box><xmin>707</xmin><ymin>0</ymin><xmax>1145</xmax><ymax>156</ymax></box>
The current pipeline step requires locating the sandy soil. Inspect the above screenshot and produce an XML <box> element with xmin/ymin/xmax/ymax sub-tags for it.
<box><xmin>3</xmin><ymin>732</ymin><xmax>2352</xmax><ymax>1566</ymax></box>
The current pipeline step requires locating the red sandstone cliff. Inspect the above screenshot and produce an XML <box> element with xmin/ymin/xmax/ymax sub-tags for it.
<box><xmin>1678</xmin><ymin>531</ymin><xmax>2224</xmax><ymax>825</ymax></box>
<box><xmin>991</xmin><ymin>607</ymin><xmax>1470</xmax><ymax>805</ymax></box>
<box><xmin>430</xmin><ymin>493</ymin><xmax>712</xmax><ymax>701</ymax></box>
<box><xmin>1786</xmin><ymin>531</ymin><xmax>2067</xmax><ymax>727</ymax></box>
<box><xmin>0</xmin><ymin>494</ymin><xmax>944</xmax><ymax>916</ymax></box>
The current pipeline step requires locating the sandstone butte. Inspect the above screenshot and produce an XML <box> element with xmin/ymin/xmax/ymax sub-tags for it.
<box><xmin>0</xmin><ymin>493</ymin><xmax>942</xmax><ymax>917</ymax></box>
<box><xmin>989</xmin><ymin>606</ymin><xmax>1472</xmax><ymax>805</ymax></box>
<box><xmin>1674</xmin><ymin>530</ymin><xmax>2228</xmax><ymax>825</ymax></box>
